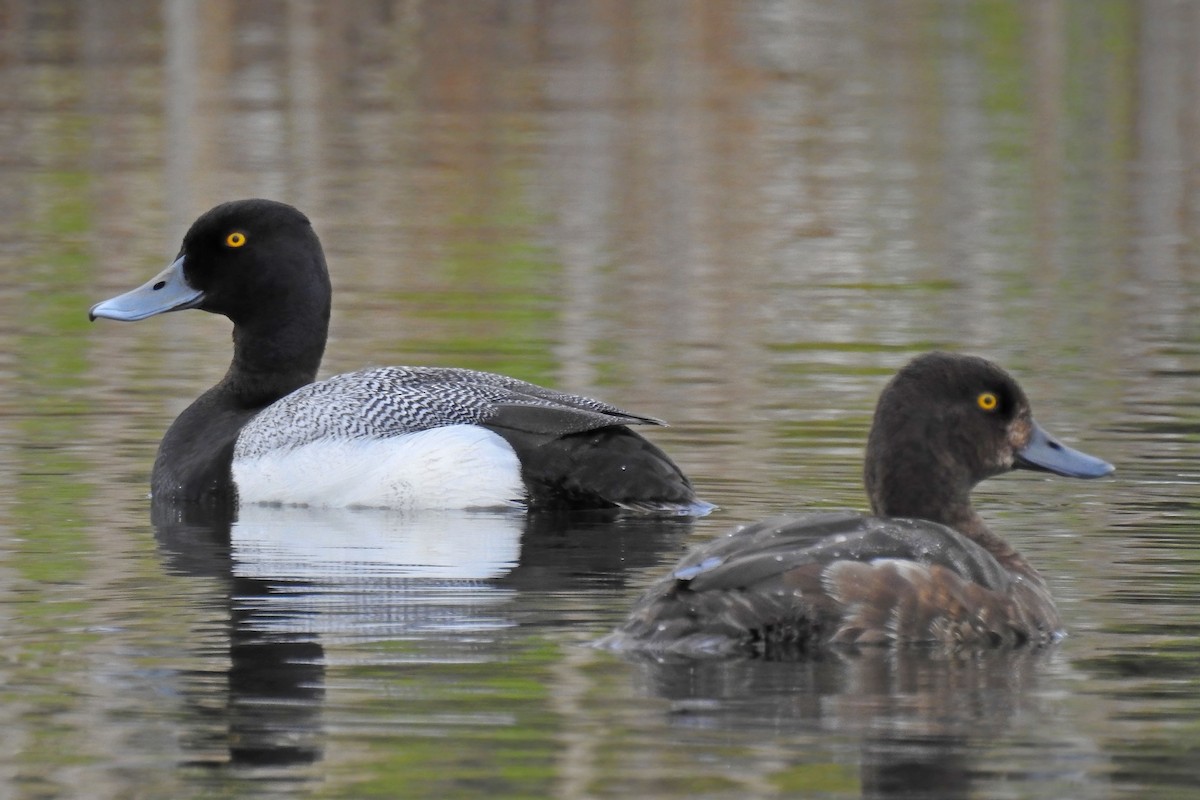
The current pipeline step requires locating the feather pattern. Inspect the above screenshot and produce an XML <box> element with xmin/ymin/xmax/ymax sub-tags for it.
<box><xmin>234</xmin><ymin>366</ymin><xmax>663</xmax><ymax>460</ymax></box>
<box><xmin>599</xmin><ymin>513</ymin><xmax>1060</xmax><ymax>657</ymax></box>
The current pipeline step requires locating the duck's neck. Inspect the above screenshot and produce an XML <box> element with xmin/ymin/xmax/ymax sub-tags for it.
<box><xmin>150</xmin><ymin>310</ymin><xmax>329</xmax><ymax>504</ymax></box>
<box><xmin>222</xmin><ymin>306</ymin><xmax>329</xmax><ymax>409</ymax></box>
<box><xmin>940</xmin><ymin>506</ymin><xmax>1037</xmax><ymax>579</ymax></box>
<box><xmin>866</xmin><ymin>453</ymin><xmax>1038</xmax><ymax>579</ymax></box>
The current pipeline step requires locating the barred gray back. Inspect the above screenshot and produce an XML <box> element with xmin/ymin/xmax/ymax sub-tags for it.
<box><xmin>234</xmin><ymin>366</ymin><xmax>659</xmax><ymax>459</ymax></box>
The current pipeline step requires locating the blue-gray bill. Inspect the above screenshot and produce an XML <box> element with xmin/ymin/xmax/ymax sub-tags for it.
<box><xmin>88</xmin><ymin>255</ymin><xmax>202</xmax><ymax>322</ymax></box>
<box><xmin>1015</xmin><ymin>419</ymin><xmax>1114</xmax><ymax>478</ymax></box>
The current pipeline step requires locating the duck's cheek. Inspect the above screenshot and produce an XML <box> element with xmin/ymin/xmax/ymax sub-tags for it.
<box><xmin>974</xmin><ymin>424</ymin><xmax>1022</xmax><ymax>474</ymax></box>
<box><xmin>1007</xmin><ymin>417</ymin><xmax>1033</xmax><ymax>448</ymax></box>
<box><xmin>997</xmin><ymin>418</ymin><xmax>1034</xmax><ymax>471</ymax></box>
<box><xmin>979</xmin><ymin>446</ymin><xmax>1015</xmax><ymax>474</ymax></box>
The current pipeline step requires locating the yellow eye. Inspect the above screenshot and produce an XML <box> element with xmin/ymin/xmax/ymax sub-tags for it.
<box><xmin>977</xmin><ymin>392</ymin><xmax>998</xmax><ymax>412</ymax></box>
<box><xmin>225</xmin><ymin>232</ymin><xmax>246</xmax><ymax>248</ymax></box>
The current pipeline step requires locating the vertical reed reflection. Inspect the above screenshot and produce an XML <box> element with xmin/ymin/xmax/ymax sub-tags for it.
<box><xmin>0</xmin><ymin>1</ymin><xmax>1197</xmax><ymax>797</ymax></box>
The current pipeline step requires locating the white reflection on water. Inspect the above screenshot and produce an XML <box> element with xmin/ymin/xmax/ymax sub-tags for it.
<box><xmin>231</xmin><ymin>505</ymin><xmax>524</xmax><ymax>582</ymax></box>
<box><xmin>4</xmin><ymin>1</ymin><xmax>1200</xmax><ymax>798</ymax></box>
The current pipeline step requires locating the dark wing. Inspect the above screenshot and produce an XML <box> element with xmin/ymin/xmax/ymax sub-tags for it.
<box><xmin>601</xmin><ymin>512</ymin><xmax>1051</xmax><ymax>656</ymax></box>
<box><xmin>486</xmin><ymin>401</ymin><xmax>659</xmax><ymax>437</ymax></box>
<box><xmin>676</xmin><ymin>513</ymin><xmax>1011</xmax><ymax>594</ymax></box>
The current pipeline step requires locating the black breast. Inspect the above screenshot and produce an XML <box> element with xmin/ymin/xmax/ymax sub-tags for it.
<box><xmin>151</xmin><ymin>384</ymin><xmax>259</xmax><ymax>508</ymax></box>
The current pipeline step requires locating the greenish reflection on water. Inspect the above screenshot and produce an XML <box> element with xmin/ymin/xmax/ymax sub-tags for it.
<box><xmin>1</xmin><ymin>1</ymin><xmax>1199</xmax><ymax>798</ymax></box>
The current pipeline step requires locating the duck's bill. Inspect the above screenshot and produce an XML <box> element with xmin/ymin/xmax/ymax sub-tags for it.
<box><xmin>89</xmin><ymin>256</ymin><xmax>203</xmax><ymax>322</ymax></box>
<box><xmin>1015</xmin><ymin>419</ymin><xmax>1114</xmax><ymax>478</ymax></box>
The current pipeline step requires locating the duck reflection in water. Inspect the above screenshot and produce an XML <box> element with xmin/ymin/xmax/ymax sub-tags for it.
<box><xmin>150</xmin><ymin>499</ymin><xmax>696</xmax><ymax>771</ymax></box>
<box><xmin>602</xmin><ymin>352</ymin><xmax>1113</xmax><ymax>657</ymax></box>
<box><xmin>632</xmin><ymin>644</ymin><xmax>1059</xmax><ymax>800</ymax></box>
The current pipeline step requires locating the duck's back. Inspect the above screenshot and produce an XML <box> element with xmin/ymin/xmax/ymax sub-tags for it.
<box><xmin>232</xmin><ymin>366</ymin><xmax>705</xmax><ymax>512</ymax></box>
<box><xmin>599</xmin><ymin>512</ymin><xmax>1060</xmax><ymax>657</ymax></box>
<box><xmin>234</xmin><ymin>366</ymin><xmax>660</xmax><ymax>453</ymax></box>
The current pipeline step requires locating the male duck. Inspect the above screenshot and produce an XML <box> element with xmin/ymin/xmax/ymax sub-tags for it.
<box><xmin>599</xmin><ymin>352</ymin><xmax>1113</xmax><ymax>655</ymax></box>
<box><xmin>90</xmin><ymin>199</ymin><xmax>710</xmax><ymax>514</ymax></box>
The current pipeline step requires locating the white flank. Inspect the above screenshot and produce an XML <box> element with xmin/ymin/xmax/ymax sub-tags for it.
<box><xmin>232</xmin><ymin>424</ymin><xmax>525</xmax><ymax>510</ymax></box>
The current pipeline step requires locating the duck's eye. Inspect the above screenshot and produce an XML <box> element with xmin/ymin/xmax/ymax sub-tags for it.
<box><xmin>977</xmin><ymin>392</ymin><xmax>999</xmax><ymax>412</ymax></box>
<box><xmin>225</xmin><ymin>232</ymin><xmax>247</xmax><ymax>248</ymax></box>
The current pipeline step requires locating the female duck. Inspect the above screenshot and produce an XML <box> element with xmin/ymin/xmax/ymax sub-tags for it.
<box><xmin>600</xmin><ymin>352</ymin><xmax>1113</xmax><ymax>655</ymax></box>
<box><xmin>90</xmin><ymin>199</ymin><xmax>709</xmax><ymax>514</ymax></box>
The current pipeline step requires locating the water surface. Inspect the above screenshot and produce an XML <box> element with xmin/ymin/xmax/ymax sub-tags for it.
<box><xmin>3</xmin><ymin>2</ymin><xmax>1200</xmax><ymax>798</ymax></box>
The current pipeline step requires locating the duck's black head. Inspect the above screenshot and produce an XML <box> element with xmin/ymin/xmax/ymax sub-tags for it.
<box><xmin>91</xmin><ymin>199</ymin><xmax>331</xmax><ymax>330</ymax></box>
<box><xmin>90</xmin><ymin>199</ymin><xmax>333</xmax><ymax>399</ymax></box>
<box><xmin>178</xmin><ymin>199</ymin><xmax>330</xmax><ymax>328</ymax></box>
<box><xmin>864</xmin><ymin>351</ymin><xmax>1112</xmax><ymax>527</ymax></box>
